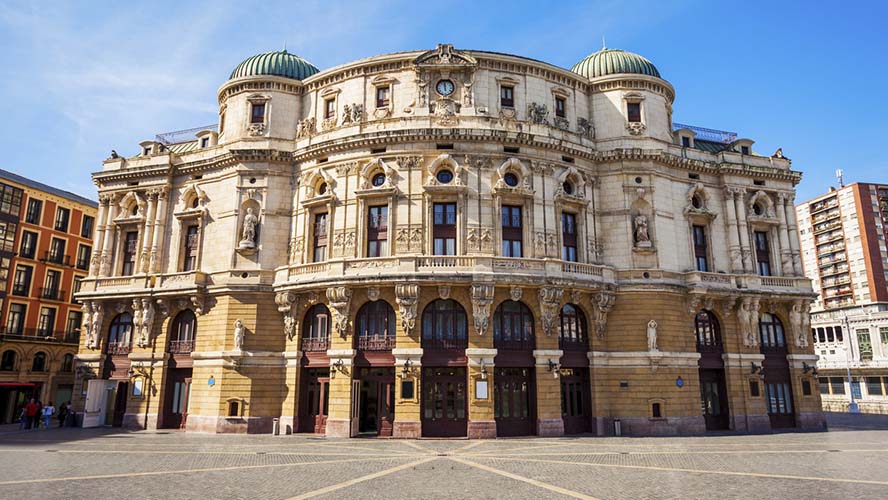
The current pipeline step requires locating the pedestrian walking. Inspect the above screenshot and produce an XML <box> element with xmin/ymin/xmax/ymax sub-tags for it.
<box><xmin>57</xmin><ymin>401</ymin><xmax>68</xmax><ymax>428</ymax></box>
<box><xmin>65</xmin><ymin>402</ymin><xmax>74</xmax><ymax>427</ymax></box>
<box><xmin>24</xmin><ymin>399</ymin><xmax>38</xmax><ymax>430</ymax></box>
<box><xmin>42</xmin><ymin>401</ymin><xmax>55</xmax><ymax>429</ymax></box>
<box><xmin>18</xmin><ymin>406</ymin><xmax>27</xmax><ymax>430</ymax></box>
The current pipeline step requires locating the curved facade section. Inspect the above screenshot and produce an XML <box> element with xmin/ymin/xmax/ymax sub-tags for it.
<box><xmin>74</xmin><ymin>44</ymin><xmax>824</xmax><ymax>437</ymax></box>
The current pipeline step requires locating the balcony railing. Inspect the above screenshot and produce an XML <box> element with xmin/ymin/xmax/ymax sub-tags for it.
<box><xmin>0</xmin><ymin>329</ymin><xmax>77</xmax><ymax>344</ymax></box>
<box><xmin>39</xmin><ymin>287</ymin><xmax>66</xmax><ymax>301</ymax></box>
<box><xmin>168</xmin><ymin>339</ymin><xmax>194</xmax><ymax>354</ymax></box>
<box><xmin>422</xmin><ymin>337</ymin><xmax>468</xmax><ymax>350</ymax></box>
<box><xmin>75</xmin><ymin>258</ymin><xmax>90</xmax><ymax>270</ymax></box>
<box><xmin>356</xmin><ymin>334</ymin><xmax>395</xmax><ymax>351</ymax></box>
<box><xmin>106</xmin><ymin>341</ymin><xmax>132</xmax><ymax>356</ymax></box>
<box><xmin>302</xmin><ymin>337</ymin><xmax>330</xmax><ymax>352</ymax></box>
<box><xmin>11</xmin><ymin>284</ymin><xmax>29</xmax><ymax>296</ymax></box>
<box><xmin>41</xmin><ymin>250</ymin><xmax>71</xmax><ymax>267</ymax></box>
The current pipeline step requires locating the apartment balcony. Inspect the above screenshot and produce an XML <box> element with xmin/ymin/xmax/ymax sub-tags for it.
<box><xmin>0</xmin><ymin>328</ymin><xmax>77</xmax><ymax>345</ymax></box>
<box><xmin>824</xmin><ymin>296</ymin><xmax>855</xmax><ymax>308</ymax></box>
<box><xmin>814</xmin><ymin>231</ymin><xmax>844</xmax><ymax>246</ymax></box>
<box><xmin>301</xmin><ymin>337</ymin><xmax>330</xmax><ymax>352</ymax></box>
<box><xmin>819</xmin><ymin>253</ymin><xmax>847</xmax><ymax>265</ymax></box>
<box><xmin>168</xmin><ymin>339</ymin><xmax>194</xmax><ymax>354</ymax></box>
<box><xmin>40</xmin><ymin>250</ymin><xmax>71</xmax><ymax>267</ymax></box>
<box><xmin>824</xmin><ymin>287</ymin><xmax>853</xmax><ymax>298</ymax></box>
<box><xmin>105</xmin><ymin>341</ymin><xmax>132</xmax><ymax>356</ymax></box>
<box><xmin>38</xmin><ymin>287</ymin><xmax>66</xmax><ymax>302</ymax></box>
<box><xmin>809</xmin><ymin>199</ymin><xmax>839</xmax><ymax>215</ymax></box>
<box><xmin>813</xmin><ymin>220</ymin><xmax>842</xmax><ymax>234</ymax></box>
<box><xmin>356</xmin><ymin>334</ymin><xmax>396</xmax><ymax>351</ymax></box>
<box><xmin>811</xmin><ymin>210</ymin><xmax>841</xmax><ymax>224</ymax></box>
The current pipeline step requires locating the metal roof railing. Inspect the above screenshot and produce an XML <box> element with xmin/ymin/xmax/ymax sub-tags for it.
<box><xmin>156</xmin><ymin>124</ymin><xmax>218</xmax><ymax>145</ymax></box>
<box><xmin>673</xmin><ymin>122</ymin><xmax>737</xmax><ymax>144</ymax></box>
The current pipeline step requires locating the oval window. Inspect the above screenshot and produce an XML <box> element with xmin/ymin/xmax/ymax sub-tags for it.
<box><xmin>371</xmin><ymin>173</ymin><xmax>386</xmax><ymax>187</ymax></box>
<box><xmin>504</xmin><ymin>173</ymin><xmax>519</xmax><ymax>187</ymax></box>
<box><xmin>318</xmin><ymin>182</ymin><xmax>328</xmax><ymax>195</ymax></box>
<box><xmin>563</xmin><ymin>181</ymin><xmax>574</xmax><ymax>195</ymax></box>
<box><xmin>436</xmin><ymin>170</ymin><xmax>454</xmax><ymax>184</ymax></box>
<box><xmin>691</xmin><ymin>195</ymin><xmax>702</xmax><ymax>209</ymax></box>
<box><xmin>753</xmin><ymin>203</ymin><xmax>763</xmax><ymax>216</ymax></box>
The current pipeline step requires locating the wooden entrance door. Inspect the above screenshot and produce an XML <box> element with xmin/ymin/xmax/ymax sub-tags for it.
<box><xmin>111</xmin><ymin>381</ymin><xmax>128</xmax><ymax>427</ymax></box>
<box><xmin>560</xmin><ymin>368</ymin><xmax>591</xmax><ymax>434</ymax></box>
<box><xmin>162</xmin><ymin>369</ymin><xmax>192</xmax><ymax>429</ymax></box>
<box><xmin>358</xmin><ymin>367</ymin><xmax>395</xmax><ymax>437</ymax></box>
<box><xmin>762</xmin><ymin>358</ymin><xmax>795</xmax><ymax>428</ymax></box>
<box><xmin>699</xmin><ymin>369</ymin><xmax>729</xmax><ymax>430</ymax></box>
<box><xmin>299</xmin><ymin>368</ymin><xmax>329</xmax><ymax>434</ymax></box>
<box><xmin>494</xmin><ymin>367</ymin><xmax>534</xmax><ymax>437</ymax></box>
<box><xmin>421</xmin><ymin>367</ymin><xmax>467</xmax><ymax>437</ymax></box>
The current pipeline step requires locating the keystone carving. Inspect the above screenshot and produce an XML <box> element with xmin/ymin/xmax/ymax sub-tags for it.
<box><xmin>326</xmin><ymin>287</ymin><xmax>352</xmax><ymax>337</ymax></box>
<box><xmin>395</xmin><ymin>284</ymin><xmax>420</xmax><ymax>334</ymax></box>
<box><xmin>538</xmin><ymin>287</ymin><xmax>564</xmax><ymax>336</ymax></box>
<box><xmin>470</xmin><ymin>284</ymin><xmax>495</xmax><ymax>336</ymax></box>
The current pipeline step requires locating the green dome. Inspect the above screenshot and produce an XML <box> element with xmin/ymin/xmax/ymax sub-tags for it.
<box><xmin>229</xmin><ymin>50</ymin><xmax>320</xmax><ymax>81</ymax></box>
<box><xmin>571</xmin><ymin>48</ymin><xmax>660</xmax><ymax>79</ymax></box>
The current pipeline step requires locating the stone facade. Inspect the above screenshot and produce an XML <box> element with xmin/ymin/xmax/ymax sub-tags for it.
<box><xmin>72</xmin><ymin>44</ymin><xmax>824</xmax><ymax>436</ymax></box>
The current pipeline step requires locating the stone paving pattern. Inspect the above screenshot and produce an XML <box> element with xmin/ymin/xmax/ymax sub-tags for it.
<box><xmin>1</xmin><ymin>424</ymin><xmax>887</xmax><ymax>499</ymax></box>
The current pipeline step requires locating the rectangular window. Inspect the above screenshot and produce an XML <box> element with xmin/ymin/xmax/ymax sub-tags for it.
<box><xmin>562</xmin><ymin>212</ymin><xmax>578</xmax><ymax>262</ymax></box>
<box><xmin>682</xmin><ymin>136</ymin><xmax>691</xmax><ymax>147</ymax></box>
<box><xmin>367</xmin><ymin>205</ymin><xmax>388</xmax><ymax>258</ymax></box>
<box><xmin>835</xmin><ymin>325</ymin><xmax>843</xmax><ymax>342</ymax></box>
<box><xmin>55</xmin><ymin>207</ymin><xmax>70</xmax><ymax>232</ymax></box>
<box><xmin>182</xmin><ymin>225</ymin><xmax>199</xmax><ymax>272</ymax></box>
<box><xmin>376</xmin><ymin>86</ymin><xmax>390</xmax><ymax>108</ymax></box>
<box><xmin>48</xmin><ymin>238</ymin><xmax>66</xmax><ymax>265</ymax></box>
<box><xmin>121</xmin><ymin>231</ymin><xmax>138</xmax><ymax>275</ymax></box>
<box><xmin>500</xmin><ymin>86</ymin><xmax>514</xmax><ymax>108</ymax></box>
<box><xmin>0</xmin><ymin>221</ymin><xmax>17</xmax><ymax>253</ymax></box>
<box><xmin>501</xmin><ymin>205</ymin><xmax>523</xmax><ymax>257</ymax></box>
<box><xmin>880</xmin><ymin>327</ymin><xmax>888</xmax><ymax>345</ymax></box>
<box><xmin>754</xmin><ymin>231</ymin><xmax>771</xmax><ymax>276</ymax></box>
<box><xmin>19</xmin><ymin>231</ymin><xmax>37</xmax><ymax>259</ymax></box>
<box><xmin>433</xmin><ymin>203</ymin><xmax>457</xmax><ymax>256</ymax></box>
<box><xmin>66</xmin><ymin>311</ymin><xmax>82</xmax><ymax>334</ymax></box>
<box><xmin>250</xmin><ymin>102</ymin><xmax>265</xmax><ymax>124</ymax></box>
<box><xmin>200</xmin><ymin>137</ymin><xmax>209</xmax><ymax>148</ymax></box>
<box><xmin>76</xmin><ymin>245</ymin><xmax>91</xmax><ymax>270</ymax></box>
<box><xmin>37</xmin><ymin>307</ymin><xmax>55</xmax><ymax>336</ymax></box>
<box><xmin>0</xmin><ymin>184</ymin><xmax>23</xmax><ymax>217</ymax></box>
<box><xmin>6</xmin><ymin>303</ymin><xmax>26</xmax><ymax>334</ymax></box>
<box><xmin>693</xmin><ymin>225</ymin><xmax>709</xmax><ymax>272</ymax></box>
<box><xmin>555</xmin><ymin>97</ymin><xmax>566</xmax><ymax>118</ymax></box>
<box><xmin>627</xmin><ymin>102</ymin><xmax>641</xmax><ymax>123</ymax></box>
<box><xmin>866</xmin><ymin>377</ymin><xmax>885</xmax><ymax>396</ymax></box>
<box><xmin>313</xmin><ymin>213</ymin><xmax>328</xmax><ymax>262</ymax></box>
<box><xmin>25</xmin><ymin>198</ymin><xmax>42</xmax><ymax>224</ymax></box>
<box><xmin>72</xmin><ymin>276</ymin><xmax>83</xmax><ymax>303</ymax></box>
<box><xmin>81</xmin><ymin>215</ymin><xmax>94</xmax><ymax>238</ymax></box>
<box><xmin>819</xmin><ymin>377</ymin><xmax>830</xmax><ymax>395</ymax></box>
<box><xmin>857</xmin><ymin>329</ymin><xmax>873</xmax><ymax>361</ymax></box>
<box><xmin>0</xmin><ymin>256</ymin><xmax>11</xmax><ymax>293</ymax></box>
<box><xmin>741</xmin><ymin>145</ymin><xmax>750</xmax><ymax>155</ymax></box>
<box><xmin>12</xmin><ymin>265</ymin><xmax>32</xmax><ymax>296</ymax></box>
<box><xmin>324</xmin><ymin>99</ymin><xmax>335</xmax><ymax>119</ymax></box>
<box><xmin>830</xmin><ymin>377</ymin><xmax>845</xmax><ymax>395</ymax></box>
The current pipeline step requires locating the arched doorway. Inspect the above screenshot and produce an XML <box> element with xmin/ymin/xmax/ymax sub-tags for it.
<box><xmin>558</xmin><ymin>304</ymin><xmax>592</xmax><ymax>434</ymax></box>
<box><xmin>695</xmin><ymin>310</ymin><xmax>730</xmax><ymax>430</ymax></box>
<box><xmin>104</xmin><ymin>313</ymin><xmax>133</xmax><ymax>427</ymax></box>
<box><xmin>354</xmin><ymin>300</ymin><xmax>396</xmax><ymax>436</ymax></box>
<box><xmin>421</xmin><ymin>299</ymin><xmax>468</xmax><ymax>437</ymax></box>
<box><xmin>162</xmin><ymin>309</ymin><xmax>196</xmax><ymax>429</ymax></box>
<box><xmin>299</xmin><ymin>304</ymin><xmax>331</xmax><ymax>434</ymax></box>
<box><xmin>493</xmin><ymin>300</ymin><xmax>535</xmax><ymax>437</ymax></box>
<box><xmin>760</xmin><ymin>312</ymin><xmax>795</xmax><ymax>428</ymax></box>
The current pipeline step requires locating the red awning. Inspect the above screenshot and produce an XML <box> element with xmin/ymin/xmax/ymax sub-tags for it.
<box><xmin>0</xmin><ymin>383</ymin><xmax>36</xmax><ymax>388</ymax></box>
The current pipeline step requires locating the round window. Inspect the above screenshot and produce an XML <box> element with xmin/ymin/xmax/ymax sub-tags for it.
<box><xmin>504</xmin><ymin>173</ymin><xmax>519</xmax><ymax>187</ymax></box>
<box><xmin>318</xmin><ymin>182</ymin><xmax>327</xmax><ymax>195</ymax></box>
<box><xmin>753</xmin><ymin>203</ymin><xmax>764</xmax><ymax>216</ymax></box>
<box><xmin>436</xmin><ymin>169</ymin><xmax>454</xmax><ymax>184</ymax></box>
<box><xmin>691</xmin><ymin>195</ymin><xmax>702</xmax><ymax>209</ymax></box>
<box><xmin>563</xmin><ymin>181</ymin><xmax>574</xmax><ymax>195</ymax></box>
<box><xmin>191</xmin><ymin>198</ymin><xmax>199</xmax><ymax>209</ymax></box>
<box><xmin>371</xmin><ymin>173</ymin><xmax>386</xmax><ymax>187</ymax></box>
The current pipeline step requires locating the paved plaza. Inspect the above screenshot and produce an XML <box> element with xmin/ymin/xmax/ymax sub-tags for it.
<box><xmin>1</xmin><ymin>420</ymin><xmax>887</xmax><ymax>499</ymax></box>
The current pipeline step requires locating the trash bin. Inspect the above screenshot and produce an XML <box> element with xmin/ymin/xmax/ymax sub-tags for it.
<box><xmin>613</xmin><ymin>419</ymin><xmax>621</xmax><ymax>437</ymax></box>
<box><xmin>272</xmin><ymin>418</ymin><xmax>280</xmax><ymax>435</ymax></box>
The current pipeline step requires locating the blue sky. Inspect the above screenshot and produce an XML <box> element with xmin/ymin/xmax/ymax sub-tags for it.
<box><xmin>1</xmin><ymin>0</ymin><xmax>885</xmax><ymax>202</ymax></box>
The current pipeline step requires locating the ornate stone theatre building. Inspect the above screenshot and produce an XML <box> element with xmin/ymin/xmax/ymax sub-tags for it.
<box><xmin>73</xmin><ymin>44</ymin><xmax>824</xmax><ymax>437</ymax></box>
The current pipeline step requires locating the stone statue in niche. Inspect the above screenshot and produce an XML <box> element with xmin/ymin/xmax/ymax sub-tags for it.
<box><xmin>233</xmin><ymin>319</ymin><xmax>245</xmax><ymax>351</ymax></box>
<box><xmin>239</xmin><ymin>208</ymin><xmax>259</xmax><ymax>249</ymax></box>
<box><xmin>634</xmin><ymin>214</ymin><xmax>651</xmax><ymax>248</ymax></box>
<box><xmin>647</xmin><ymin>320</ymin><xmax>658</xmax><ymax>352</ymax></box>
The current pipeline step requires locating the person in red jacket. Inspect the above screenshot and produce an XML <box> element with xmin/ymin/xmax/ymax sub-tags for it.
<box><xmin>24</xmin><ymin>399</ymin><xmax>38</xmax><ymax>430</ymax></box>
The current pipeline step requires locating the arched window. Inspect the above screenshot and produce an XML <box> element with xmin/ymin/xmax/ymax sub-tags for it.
<box><xmin>759</xmin><ymin>313</ymin><xmax>785</xmax><ymax>349</ymax></box>
<box><xmin>493</xmin><ymin>301</ymin><xmax>534</xmax><ymax>350</ymax></box>
<box><xmin>422</xmin><ymin>299</ymin><xmax>468</xmax><ymax>350</ymax></box>
<box><xmin>31</xmin><ymin>352</ymin><xmax>47</xmax><ymax>372</ymax></box>
<box><xmin>60</xmin><ymin>353</ymin><xmax>74</xmax><ymax>372</ymax></box>
<box><xmin>108</xmin><ymin>313</ymin><xmax>133</xmax><ymax>344</ymax></box>
<box><xmin>558</xmin><ymin>304</ymin><xmax>588</xmax><ymax>351</ymax></box>
<box><xmin>169</xmin><ymin>310</ymin><xmax>197</xmax><ymax>353</ymax></box>
<box><xmin>694</xmin><ymin>310</ymin><xmax>722</xmax><ymax>352</ymax></box>
<box><xmin>355</xmin><ymin>301</ymin><xmax>396</xmax><ymax>350</ymax></box>
<box><xmin>0</xmin><ymin>350</ymin><xmax>16</xmax><ymax>371</ymax></box>
<box><xmin>302</xmin><ymin>304</ymin><xmax>331</xmax><ymax>352</ymax></box>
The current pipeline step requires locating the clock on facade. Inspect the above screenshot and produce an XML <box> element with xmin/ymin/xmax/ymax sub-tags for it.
<box><xmin>436</xmin><ymin>79</ymin><xmax>455</xmax><ymax>96</ymax></box>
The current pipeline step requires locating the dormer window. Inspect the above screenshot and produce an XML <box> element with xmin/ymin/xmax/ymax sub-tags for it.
<box><xmin>376</xmin><ymin>86</ymin><xmax>390</xmax><ymax>108</ymax></box>
<box><xmin>627</xmin><ymin>102</ymin><xmax>641</xmax><ymax>123</ymax></box>
<box><xmin>555</xmin><ymin>97</ymin><xmax>566</xmax><ymax>118</ymax></box>
<box><xmin>200</xmin><ymin>137</ymin><xmax>209</xmax><ymax>148</ymax></box>
<box><xmin>143</xmin><ymin>146</ymin><xmax>152</xmax><ymax>156</ymax></box>
<box><xmin>741</xmin><ymin>145</ymin><xmax>750</xmax><ymax>155</ymax></box>
<box><xmin>324</xmin><ymin>99</ymin><xmax>336</xmax><ymax>119</ymax></box>
<box><xmin>682</xmin><ymin>136</ymin><xmax>691</xmax><ymax>147</ymax></box>
<box><xmin>250</xmin><ymin>102</ymin><xmax>265</xmax><ymax>124</ymax></box>
<box><xmin>500</xmin><ymin>86</ymin><xmax>514</xmax><ymax>108</ymax></box>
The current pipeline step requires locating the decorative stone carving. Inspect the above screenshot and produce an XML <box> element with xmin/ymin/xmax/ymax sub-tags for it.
<box><xmin>438</xmin><ymin>285</ymin><xmax>451</xmax><ymax>300</ymax></box>
<box><xmin>470</xmin><ymin>284</ymin><xmax>495</xmax><ymax>335</ymax></box>
<box><xmin>647</xmin><ymin>320</ymin><xmax>659</xmax><ymax>352</ymax></box>
<box><xmin>138</xmin><ymin>298</ymin><xmax>154</xmax><ymax>348</ymax></box>
<box><xmin>626</xmin><ymin>122</ymin><xmax>646</xmax><ymax>135</ymax></box>
<box><xmin>367</xmin><ymin>287</ymin><xmax>381</xmax><ymax>302</ymax></box>
<box><xmin>426</xmin><ymin>154</ymin><xmax>464</xmax><ymax>186</ymax></box>
<box><xmin>395</xmin><ymin>284</ymin><xmax>420</xmax><ymax>334</ymax></box>
<box><xmin>577</xmin><ymin>117</ymin><xmax>594</xmax><ymax>139</ymax></box>
<box><xmin>359</xmin><ymin>158</ymin><xmax>397</xmax><ymax>190</ymax></box>
<box><xmin>510</xmin><ymin>286</ymin><xmax>523</xmax><ymax>302</ymax></box>
<box><xmin>233</xmin><ymin>319</ymin><xmax>245</xmax><ymax>351</ymax></box>
<box><xmin>326</xmin><ymin>287</ymin><xmax>352</xmax><ymax>337</ymax></box>
<box><xmin>432</xmin><ymin>97</ymin><xmax>458</xmax><ymax>125</ymax></box>
<box><xmin>248</xmin><ymin>123</ymin><xmax>266</xmax><ymax>136</ymax></box>
<box><xmin>238</xmin><ymin>207</ymin><xmax>259</xmax><ymax>250</ymax></box>
<box><xmin>275</xmin><ymin>291</ymin><xmax>298</xmax><ymax>341</ymax></box>
<box><xmin>296</xmin><ymin>117</ymin><xmax>316</xmax><ymax>139</ymax></box>
<box><xmin>593</xmin><ymin>291</ymin><xmax>616</xmax><ymax>339</ymax></box>
<box><xmin>190</xmin><ymin>295</ymin><xmax>206</xmax><ymax>315</ymax></box>
<box><xmin>131</xmin><ymin>299</ymin><xmax>144</xmax><ymax>347</ymax></box>
<box><xmin>81</xmin><ymin>302</ymin><xmax>96</xmax><ymax>350</ymax></box>
<box><xmin>538</xmin><ymin>287</ymin><xmax>564</xmax><ymax>336</ymax></box>
<box><xmin>790</xmin><ymin>300</ymin><xmax>811</xmax><ymax>348</ymax></box>
<box><xmin>373</xmin><ymin>106</ymin><xmax>392</xmax><ymax>119</ymax></box>
<box><xmin>747</xmin><ymin>190</ymin><xmax>776</xmax><ymax>218</ymax></box>
<box><xmin>553</xmin><ymin>117</ymin><xmax>570</xmax><ymax>130</ymax></box>
<box><xmin>527</xmin><ymin>102</ymin><xmax>548</xmax><ymax>124</ymax></box>
<box><xmin>493</xmin><ymin>157</ymin><xmax>532</xmax><ymax>191</ymax></box>
<box><xmin>738</xmin><ymin>297</ymin><xmax>760</xmax><ymax>347</ymax></box>
<box><xmin>321</xmin><ymin>118</ymin><xmax>337</xmax><ymax>132</ymax></box>
<box><xmin>633</xmin><ymin>214</ymin><xmax>652</xmax><ymax>248</ymax></box>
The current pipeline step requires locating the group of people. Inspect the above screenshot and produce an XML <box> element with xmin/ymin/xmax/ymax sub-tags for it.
<box><xmin>18</xmin><ymin>399</ymin><xmax>72</xmax><ymax>430</ymax></box>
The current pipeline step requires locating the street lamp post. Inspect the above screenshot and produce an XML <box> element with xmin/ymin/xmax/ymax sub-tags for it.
<box><xmin>841</xmin><ymin>312</ymin><xmax>859</xmax><ymax>413</ymax></box>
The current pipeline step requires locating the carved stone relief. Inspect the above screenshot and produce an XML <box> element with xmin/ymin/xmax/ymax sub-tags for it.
<box><xmin>470</xmin><ymin>284</ymin><xmax>495</xmax><ymax>336</ymax></box>
<box><xmin>395</xmin><ymin>284</ymin><xmax>420</xmax><ymax>334</ymax></box>
<box><xmin>538</xmin><ymin>287</ymin><xmax>564</xmax><ymax>336</ymax></box>
<box><xmin>326</xmin><ymin>287</ymin><xmax>352</xmax><ymax>337</ymax></box>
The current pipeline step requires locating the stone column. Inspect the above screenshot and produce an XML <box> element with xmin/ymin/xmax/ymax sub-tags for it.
<box><xmin>99</xmin><ymin>200</ymin><xmax>118</xmax><ymax>277</ymax></box>
<box><xmin>324</xmin><ymin>348</ymin><xmax>355</xmax><ymax>438</ymax></box>
<box><xmin>734</xmin><ymin>189</ymin><xmax>752</xmax><ymax>273</ymax></box>
<box><xmin>785</xmin><ymin>194</ymin><xmax>802</xmax><ymax>275</ymax></box>
<box><xmin>393</xmin><ymin>284</ymin><xmax>422</xmax><ymax>438</ymax></box>
<box><xmin>466</xmin><ymin>348</ymin><xmax>497</xmax><ymax>438</ymax></box>
<box><xmin>533</xmin><ymin>349</ymin><xmax>564</xmax><ymax>437</ymax></box>
<box><xmin>775</xmin><ymin>193</ymin><xmax>793</xmax><ymax>276</ymax></box>
<box><xmin>139</xmin><ymin>192</ymin><xmax>157</xmax><ymax>274</ymax></box>
<box><xmin>723</xmin><ymin>188</ymin><xmax>743</xmax><ymax>273</ymax></box>
<box><xmin>149</xmin><ymin>190</ymin><xmax>168</xmax><ymax>273</ymax></box>
<box><xmin>90</xmin><ymin>196</ymin><xmax>109</xmax><ymax>276</ymax></box>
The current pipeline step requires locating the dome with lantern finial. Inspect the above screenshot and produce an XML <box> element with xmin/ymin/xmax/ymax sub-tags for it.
<box><xmin>571</xmin><ymin>45</ymin><xmax>661</xmax><ymax>80</ymax></box>
<box><xmin>229</xmin><ymin>50</ymin><xmax>320</xmax><ymax>81</ymax></box>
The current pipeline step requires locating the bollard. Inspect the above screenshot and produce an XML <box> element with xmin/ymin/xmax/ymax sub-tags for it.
<box><xmin>613</xmin><ymin>419</ymin><xmax>621</xmax><ymax>437</ymax></box>
<box><xmin>272</xmin><ymin>418</ymin><xmax>280</xmax><ymax>435</ymax></box>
